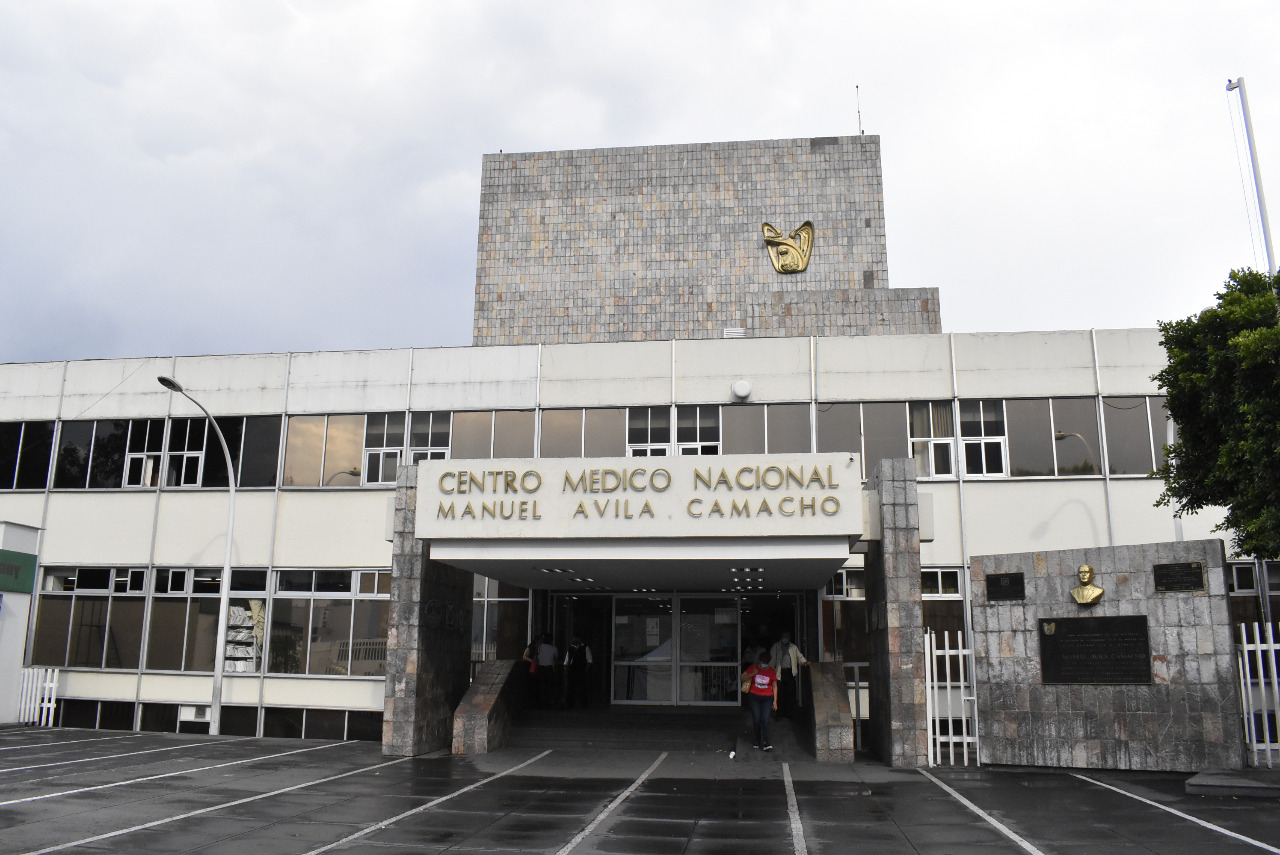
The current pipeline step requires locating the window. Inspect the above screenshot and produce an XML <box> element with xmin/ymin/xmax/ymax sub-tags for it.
<box><xmin>959</xmin><ymin>400</ymin><xmax>1006</xmax><ymax>476</ymax></box>
<box><xmin>541</xmin><ymin>409</ymin><xmax>584</xmax><ymax>458</ymax></box>
<box><xmin>268</xmin><ymin>569</ymin><xmax>390</xmax><ymax>677</ymax></box>
<box><xmin>451</xmin><ymin>412</ymin><xmax>493</xmax><ymax>459</ymax></box>
<box><xmin>1148</xmin><ymin>397</ymin><xmax>1173</xmax><ymax>467</ymax></box>
<box><xmin>1102</xmin><ymin>397</ymin><xmax>1154</xmax><ymax>475</ymax></box>
<box><xmin>1050</xmin><ymin>398</ymin><xmax>1101</xmax><ymax>476</ymax></box>
<box><xmin>493</xmin><ymin>411</ymin><xmax>535</xmax><ymax>457</ymax></box>
<box><xmin>364</xmin><ymin>413</ymin><xmax>406</xmax><ymax>485</ymax></box>
<box><xmin>909</xmin><ymin>401</ymin><xmax>955</xmax><ymax>478</ymax></box>
<box><xmin>0</xmin><ymin>421</ymin><xmax>55</xmax><ymax>490</ymax></box>
<box><xmin>816</xmin><ymin>403</ymin><xmax>861</xmax><ymax>456</ymax></box>
<box><xmin>53</xmin><ymin>420</ymin><xmax>130</xmax><ymax>489</ymax></box>
<box><xmin>861</xmin><ymin>402</ymin><xmax>908</xmax><ymax>480</ymax></box>
<box><xmin>1005</xmin><ymin>399</ymin><xmax>1055</xmax><ymax>476</ymax></box>
<box><xmin>282</xmin><ymin>415</ymin><xmax>363</xmax><ymax>486</ymax></box>
<box><xmin>628</xmin><ymin>406</ymin><xmax>671</xmax><ymax>456</ymax></box>
<box><xmin>921</xmin><ymin>568</ymin><xmax>962</xmax><ymax>597</ymax></box>
<box><xmin>584</xmin><ymin>408</ymin><xmax>626</xmax><ymax>457</ymax></box>
<box><xmin>201</xmin><ymin>416</ymin><xmax>283</xmax><ymax>488</ymax></box>
<box><xmin>409</xmin><ymin>411</ymin><xmax>451</xmax><ymax>462</ymax></box>
<box><xmin>472</xmin><ymin>574</ymin><xmax>529</xmax><ymax>665</ymax></box>
<box><xmin>147</xmin><ymin>568</ymin><xmax>223</xmax><ymax>672</ymax></box>
<box><xmin>823</xmin><ymin>568</ymin><xmax>866</xmax><ymax>600</ymax></box>
<box><xmin>676</xmin><ymin>405</ymin><xmax>720</xmax><ymax>455</ymax></box>
<box><xmin>721</xmin><ymin>405</ymin><xmax>765</xmax><ymax>454</ymax></box>
<box><xmin>766</xmin><ymin>403</ymin><xmax>811</xmax><ymax>453</ymax></box>
<box><xmin>166</xmin><ymin>418</ymin><xmax>206</xmax><ymax>487</ymax></box>
<box><xmin>30</xmin><ymin>568</ymin><xmax>146</xmax><ymax>670</ymax></box>
<box><xmin>123</xmin><ymin>419</ymin><xmax>164</xmax><ymax>487</ymax></box>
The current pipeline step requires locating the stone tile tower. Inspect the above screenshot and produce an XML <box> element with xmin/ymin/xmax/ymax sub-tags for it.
<box><xmin>472</xmin><ymin>135</ymin><xmax>941</xmax><ymax>345</ymax></box>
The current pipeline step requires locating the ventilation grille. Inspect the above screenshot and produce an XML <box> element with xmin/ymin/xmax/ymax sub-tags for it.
<box><xmin>723</xmin><ymin>327</ymin><xmax>747</xmax><ymax>339</ymax></box>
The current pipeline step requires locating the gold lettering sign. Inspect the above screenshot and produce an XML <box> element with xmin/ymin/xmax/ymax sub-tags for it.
<box><xmin>762</xmin><ymin>221</ymin><xmax>814</xmax><ymax>273</ymax></box>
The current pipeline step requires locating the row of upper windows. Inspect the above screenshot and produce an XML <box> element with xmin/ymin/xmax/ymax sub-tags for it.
<box><xmin>0</xmin><ymin>396</ymin><xmax>1170</xmax><ymax>491</ymax></box>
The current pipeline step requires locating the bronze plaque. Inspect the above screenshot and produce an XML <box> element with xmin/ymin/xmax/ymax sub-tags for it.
<box><xmin>1153</xmin><ymin>562</ymin><xmax>1205</xmax><ymax>593</ymax></box>
<box><xmin>985</xmin><ymin>573</ymin><xmax>1025</xmax><ymax>601</ymax></box>
<box><xmin>1039</xmin><ymin>616</ymin><xmax>1151</xmax><ymax>684</ymax></box>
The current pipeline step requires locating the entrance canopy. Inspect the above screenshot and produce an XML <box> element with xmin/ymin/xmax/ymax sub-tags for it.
<box><xmin>415</xmin><ymin>453</ymin><xmax>865</xmax><ymax>592</ymax></box>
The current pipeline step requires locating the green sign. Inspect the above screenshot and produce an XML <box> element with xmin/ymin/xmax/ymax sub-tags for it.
<box><xmin>0</xmin><ymin>548</ymin><xmax>36</xmax><ymax>594</ymax></box>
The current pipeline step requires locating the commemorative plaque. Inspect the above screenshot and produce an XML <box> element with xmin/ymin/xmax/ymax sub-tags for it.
<box><xmin>985</xmin><ymin>573</ymin><xmax>1025</xmax><ymax>601</ymax></box>
<box><xmin>1153</xmin><ymin>562</ymin><xmax>1205</xmax><ymax>593</ymax></box>
<box><xmin>1039</xmin><ymin>615</ymin><xmax>1151</xmax><ymax>684</ymax></box>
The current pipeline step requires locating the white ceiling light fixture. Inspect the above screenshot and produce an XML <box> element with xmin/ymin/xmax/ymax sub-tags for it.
<box><xmin>731</xmin><ymin>380</ymin><xmax>752</xmax><ymax>401</ymax></box>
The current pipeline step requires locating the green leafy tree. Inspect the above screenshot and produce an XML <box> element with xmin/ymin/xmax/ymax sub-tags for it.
<box><xmin>1155</xmin><ymin>268</ymin><xmax>1280</xmax><ymax>557</ymax></box>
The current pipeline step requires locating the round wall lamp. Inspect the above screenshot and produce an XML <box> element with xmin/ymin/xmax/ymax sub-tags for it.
<box><xmin>731</xmin><ymin>380</ymin><xmax>752</xmax><ymax>401</ymax></box>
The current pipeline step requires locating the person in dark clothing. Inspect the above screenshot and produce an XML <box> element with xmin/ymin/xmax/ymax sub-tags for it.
<box><xmin>563</xmin><ymin>634</ymin><xmax>593</xmax><ymax>708</ymax></box>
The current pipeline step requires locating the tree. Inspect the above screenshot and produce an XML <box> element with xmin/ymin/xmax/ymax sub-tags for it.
<box><xmin>1155</xmin><ymin>268</ymin><xmax>1280</xmax><ymax>558</ymax></box>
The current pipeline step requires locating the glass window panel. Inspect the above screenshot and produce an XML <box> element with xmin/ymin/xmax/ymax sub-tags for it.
<box><xmin>540</xmin><ymin>410</ymin><xmax>584</xmax><ymax>458</ymax></box>
<box><xmin>68</xmin><ymin>595</ymin><xmax>108</xmax><ymax>667</ymax></box>
<box><xmin>908</xmin><ymin>402</ymin><xmax>932</xmax><ymax>437</ymax></box>
<box><xmin>0</xmin><ymin>423</ymin><xmax>21</xmax><ymax>489</ymax></box>
<box><xmin>699</xmin><ymin>406</ymin><xmax>720</xmax><ymax>442</ymax></box>
<box><xmin>679</xmin><ymin>598</ymin><xmax>738</xmax><ymax>662</ymax></box>
<box><xmin>932</xmin><ymin>442</ymin><xmax>953</xmax><ymax>475</ymax></box>
<box><xmin>365</xmin><ymin>414</ymin><xmax>385</xmax><ymax>448</ymax></box>
<box><xmin>493</xmin><ymin>410</ymin><xmax>536</xmax><ymax>457</ymax></box>
<box><xmin>649</xmin><ymin>407</ymin><xmax>670</xmax><ymax>444</ymax></box>
<box><xmin>386</xmin><ymin>413</ymin><xmax>405</xmax><ymax>447</ymax></box>
<box><xmin>628</xmin><ymin>408</ymin><xmax>648</xmax><ymax>445</ymax></box>
<box><xmin>816</xmin><ymin>403</ymin><xmax>861</xmax><ymax>454</ymax></box>
<box><xmin>220</xmin><ymin>706</ymin><xmax>259</xmax><ymax>737</ymax></box>
<box><xmin>262</xmin><ymin>707</ymin><xmax>303</xmax><ymax>738</ymax></box>
<box><xmin>76</xmin><ymin>567</ymin><xmax>111</xmax><ymax>590</ymax></box>
<box><xmin>322</xmin><ymin>415</ymin><xmax>364</xmax><ymax>486</ymax></box>
<box><xmin>964</xmin><ymin>442</ymin><xmax>984</xmax><ymax>475</ymax></box>
<box><xmin>278</xmin><ymin>570</ymin><xmax>314</xmax><ymax>592</ymax></box>
<box><xmin>584</xmin><ymin>408</ymin><xmax>626</xmax><ymax>457</ymax></box>
<box><xmin>450</xmin><ymin>412</ymin><xmax>493</xmax><ymax>459</ymax></box>
<box><xmin>201</xmin><ymin>417</ymin><xmax>245</xmax><ymax>489</ymax></box>
<box><xmin>959</xmin><ymin>400</ymin><xmax>982</xmax><ymax>438</ymax></box>
<box><xmin>496</xmin><ymin>580</ymin><xmax>526</xmax><ymax>599</ymax></box>
<box><xmin>307</xmin><ymin>599</ymin><xmax>352</xmax><ymax>675</ymax></box>
<box><xmin>305</xmin><ymin>708</ymin><xmax>346</xmax><ymax>739</ymax></box>
<box><xmin>377</xmin><ymin>571</ymin><xmax>391</xmax><ymax>594</ymax></box>
<box><xmin>410</xmin><ymin>412</ymin><xmax>433</xmax><ymax>447</ymax></box>
<box><xmin>16</xmin><ymin>421</ymin><xmax>54</xmax><ymax>489</ymax></box>
<box><xmin>931</xmin><ymin>403</ymin><xmax>954</xmax><ymax>438</ymax></box>
<box><xmin>1005</xmin><ymin>399</ymin><xmax>1054</xmax><ymax>476</ymax></box>
<box><xmin>231</xmin><ymin>569</ymin><xmax>267</xmax><ymax>591</ymax></box>
<box><xmin>282</xmin><ymin>416</ymin><xmax>325</xmax><ymax>486</ymax></box>
<box><xmin>766</xmin><ymin>403</ymin><xmax>811</xmax><ymax>453</ymax></box>
<box><xmin>315</xmin><ymin>570</ymin><xmax>352</xmax><ymax>593</ymax></box>
<box><xmin>350</xmin><ymin>600</ymin><xmax>389</xmax><ymax>676</ymax></box>
<box><xmin>54</xmin><ymin>421</ymin><xmax>94</xmax><ymax>489</ymax></box>
<box><xmin>104</xmin><ymin>597</ymin><xmax>144</xmax><ymax>669</ymax></box>
<box><xmin>365</xmin><ymin>452</ymin><xmax>381</xmax><ymax>484</ymax></box>
<box><xmin>239</xmin><ymin>415</ymin><xmax>282</xmax><ymax>488</ymax></box>
<box><xmin>1149</xmin><ymin>397</ymin><xmax>1172</xmax><ymax>467</ymax></box>
<box><xmin>676</xmin><ymin>406</ymin><xmax>697</xmax><ymax>444</ymax></box>
<box><xmin>184</xmin><ymin>598</ymin><xmax>219</xmax><ymax>671</ymax></box>
<box><xmin>984</xmin><ymin>441</ymin><xmax>1004</xmax><ymax>474</ymax></box>
<box><xmin>31</xmin><ymin>596</ymin><xmax>72</xmax><ymax>666</ymax></box>
<box><xmin>429</xmin><ymin>411</ymin><xmax>450</xmax><ymax>448</ymax></box>
<box><xmin>190</xmin><ymin>570</ymin><xmax>220</xmax><ymax>594</ymax></box>
<box><xmin>613</xmin><ymin>597</ymin><xmax>672</xmax><ymax>660</ymax></box>
<box><xmin>490</xmin><ymin>600</ymin><xmax>529</xmax><ymax>659</ymax></box>
<box><xmin>139</xmin><ymin>702</ymin><xmax>178</xmax><ymax>733</ymax></box>
<box><xmin>721</xmin><ymin>405</ymin><xmax>765</xmax><ymax>454</ymax></box>
<box><xmin>1052</xmin><ymin>398</ymin><xmax>1101</xmax><ymax>475</ymax></box>
<box><xmin>983</xmin><ymin>400</ymin><xmax>1005</xmax><ymax>436</ymax></box>
<box><xmin>268</xmin><ymin>599</ymin><xmax>309</xmax><ymax>674</ymax></box>
<box><xmin>1103</xmin><ymin>396</ymin><xmax>1153</xmax><ymax>475</ymax></box>
<box><xmin>145</xmin><ymin>599</ymin><xmax>188</xmax><ymax>671</ymax></box>
<box><xmin>861</xmin><ymin>402</ymin><xmax>909</xmax><ymax>478</ymax></box>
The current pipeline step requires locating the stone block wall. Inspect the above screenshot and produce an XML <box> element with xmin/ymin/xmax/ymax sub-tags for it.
<box><xmin>472</xmin><ymin>136</ymin><xmax>941</xmax><ymax>345</ymax></box>
<box><xmin>453</xmin><ymin>659</ymin><xmax>523</xmax><ymax>755</ymax></box>
<box><xmin>971</xmin><ymin>539</ymin><xmax>1241</xmax><ymax>771</ymax></box>
<box><xmin>384</xmin><ymin>465</ymin><xmax>474</xmax><ymax>757</ymax></box>
<box><xmin>864</xmin><ymin>458</ymin><xmax>927</xmax><ymax>768</ymax></box>
<box><xmin>810</xmin><ymin>662</ymin><xmax>855</xmax><ymax>763</ymax></box>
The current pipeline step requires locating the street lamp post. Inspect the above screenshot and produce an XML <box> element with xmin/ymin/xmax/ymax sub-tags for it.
<box><xmin>1227</xmin><ymin>77</ymin><xmax>1276</xmax><ymax>280</ymax></box>
<box><xmin>158</xmin><ymin>375</ymin><xmax>236</xmax><ymax>736</ymax></box>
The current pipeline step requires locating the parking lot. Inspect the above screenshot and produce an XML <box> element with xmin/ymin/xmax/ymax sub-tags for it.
<box><xmin>2</xmin><ymin>728</ymin><xmax>1280</xmax><ymax>854</ymax></box>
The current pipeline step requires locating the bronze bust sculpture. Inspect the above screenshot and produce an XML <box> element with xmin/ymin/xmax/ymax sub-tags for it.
<box><xmin>1070</xmin><ymin>563</ymin><xmax>1104</xmax><ymax>605</ymax></box>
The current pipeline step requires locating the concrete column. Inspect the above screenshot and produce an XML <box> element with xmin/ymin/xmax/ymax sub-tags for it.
<box><xmin>864</xmin><ymin>458</ymin><xmax>927</xmax><ymax>768</ymax></box>
<box><xmin>383</xmin><ymin>464</ymin><xmax>474</xmax><ymax>756</ymax></box>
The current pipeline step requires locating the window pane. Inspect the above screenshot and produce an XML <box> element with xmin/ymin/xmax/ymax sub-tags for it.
<box><xmin>307</xmin><ymin>599</ymin><xmax>352</xmax><ymax>675</ymax></box>
<box><xmin>365</xmin><ymin>414</ymin><xmax>385</xmax><ymax>448</ymax></box>
<box><xmin>282</xmin><ymin>416</ymin><xmax>325</xmax><ymax>486</ymax></box>
<box><xmin>54</xmin><ymin>421</ymin><xmax>94</xmax><ymax>489</ymax></box>
<box><xmin>201</xmin><ymin>417</ymin><xmax>245</xmax><ymax>489</ymax></box>
<box><xmin>540</xmin><ymin>410</ymin><xmax>583</xmax><ymax>458</ymax></box>
<box><xmin>1052</xmin><ymin>398</ymin><xmax>1101</xmax><ymax>475</ymax></box>
<box><xmin>104</xmin><ymin>597</ymin><xmax>144</xmax><ymax>669</ymax></box>
<box><xmin>958</xmin><ymin>400</ymin><xmax>982</xmax><ymax>438</ymax></box>
<box><xmin>931</xmin><ymin>403</ymin><xmax>954</xmax><ymax>438</ymax></box>
<box><xmin>269</xmin><ymin>599</ymin><xmax>309</xmax><ymax>674</ymax></box>
<box><xmin>450</xmin><ymin>412</ymin><xmax>493</xmax><ymax>459</ymax></box>
<box><xmin>1006</xmin><ymin>399</ymin><xmax>1054</xmax><ymax>476</ymax></box>
<box><xmin>350</xmin><ymin>600</ymin><xmax>389</xmax><ymax>676</ymax></box>
<box><xmin>240</xmin><ymin>415</ymin><xmax>282</xmax><ymax>488</ymax></box>
<box><xmin>676</xmin><ymin>406</ymin><xmax>697</xmax><ymax>444</ymax></box>
<box><xmin>984</xmin><ymin>441</ymin><xmax>1004</xmax><ymax>474</ymax></box>
<box><xmin>16</xmin><ymin>421</ymin><xmax>55</xmax><ymax>489</ymax></box>
<box><xmin>226</xmin><ymin>598</ymin><xmax>264</xmax><ymax>673</ymax></box>
<box><xmin>386</xmin><ymin>412</ymin><xmax>405</xmax><ymax>447</ymax></box>
<box><xmin>31</xmin><ymin>596</ymin><xmax>72</xmax><ymax>666</ymax></box>
<box><xmin>493</xmin><ymin>410</ymin><xmax>535</xmax><ymax>457</ymax></box>
<box><xmin>492</xmin><ymin>600</ymin><xmax>530</xmax><ymax>659</ymax></box>
<box><xmin>584</xmin><ymin>408</ymin><xmax>626</xmax><ymax>457</ymax></box>
<box><xmin>628</xmin><ymin>408</ymin><xmax>648</xmax><ymax>445</ymax></box>
<box><xmin>767</xmin><ymin>403</ymin><xmax>811</xmax><ymax>453</ymax></box>
<box><xmin>964</xmin><ymin>442</ymin><xmax>984</xmax><ymax>475</ymax></box>
<box><xmin>146</xmin><ymin>599</ymin><xmax>188</xmax><ymax>671</ymax></box>
<box><xmin>932</xmin><ymin>442</ymin><xmax>953</xmax><ymax>476</ymax></box>
<box><xmin>983</xmin><ymin>400</ymin><xmax>1005</xmax><ymax>437</ymax></box>
<box><xmin>315</xmin><ymin>570</ymin><xmax>352</xmax><ymax>593</ymax></box>
<box><xmin>410</xmin><ymin>412</ymin><xmax>433</xmax><ymax>447</ymax></box>
<box><xmin>649</xmin><ymin>407</ymin><xmax>670</xmax><ymax>444</ymax></box>
<box><xmin>862</xmin><ymin>402</ymin><xmax>909</xmax><ymax>478</ymax></box>
<box><xmin>908</xmin><ymin>402</ymin><xmax>932</xmax><ymax>437</ymax></box>
<box><xmin>322</xmin><ymin>415</ymin><xmax>364</xmax><ymax>486</ymax></box>
<box><xmin>722</xmin><ymin>405</ymin><xmax>765</xmax><ymax>454</ymax></box>
<box><xmin>184</xmin><ymin>598</ymin><xmax>219</xmax><ymax>671</ymax></box>
<box><xmin>1149</xmin><ymin>397</ymin><xmax>1172</xmax><ymax>467</ymax></box>
<box><xmin>262</xmin><ymin>707</ymin><xmax>303</xmax><ymax>738</ymax></box>
<box><xmin>305</xmin><ymin>708</ymin><xmax>346</xmax><ymax>739</ymax></box>
<box><xmin>816</xmin><ymin>403</ymin><xmax>861</xmax><ymax>454</ymax></box>
<box><xmin>68</xmin><ymin>596</ymin><xmax>109</xmax><ymax>667</ymax></box>
<box><xmin>1103</xmin><ymin>397</ymin><xmax>1153</xmax><ymax>475</ymax></box>
<box><xmin>0</xmin><ymin>423</ymin><xmax>21</xmax><ymax>489</ymax></box>
<box><xmin>278</xmin><ymin>570</ymin><xmax>314</xmax><ymax>592</ymax></box>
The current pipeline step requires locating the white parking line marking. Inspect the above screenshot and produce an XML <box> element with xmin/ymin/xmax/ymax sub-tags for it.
<box><xmin>555</xmin><ymin>752</ymin><xmax>667</xmax><ymax>855</ymax></box>
<box><xmin>0</xmin><ymin>737</ymin><xmax>245</xmax><ymax>773</ymax></box>
<box><xmin>17</xmin><ymin>751</ymin><xmax>430</xmax><ymax>855</ymax></box>
<box><xmin>0</xmin><ymin>740</ymin><xmax>352</xmax><ymax>807</ymax></box>
<box><xmin>1073</xmin><ymin>773</ymin><xmax>1280</xmax><ymax>854</ymax></box>
<box><xmin>0</xmin><ymin>734</ymin><xmax>142</xmax><ymax>752</ymax></box>
<box><xmin>919</xmin><ymin>769</ymin><xmax>1048</xmax><ymax>855</ymax></box>
<box><xmin>782</xmin><ymin>763</ymin><xmax>808</xmax><ymax>855</ymax></box>
<box><xmin>303</xmin><ymin>750</ymin><xmax>554</xmax><ymax>855</ymax></box>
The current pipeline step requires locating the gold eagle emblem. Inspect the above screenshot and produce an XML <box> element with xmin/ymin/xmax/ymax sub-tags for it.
<box><xmin>762</xmin><ymin>221</ymin><xmax>814</xmax><ymax>273</ymax></box>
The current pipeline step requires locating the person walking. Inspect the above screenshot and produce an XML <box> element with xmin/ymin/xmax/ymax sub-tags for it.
<box><xmin>535</xmin><ymin>633</ymin><xmax>559</xmax><ymax>708</ymax></box>
<box><xmin>742</xmin><ymin>651</ymin><xmax>778</xmax><ymax>750</ymax></box>
<box><xmin>563</xmin><ymin>634</ymin><xmax>593</xmax><ymax>708</ymax></box>
<box><xmin>768</xmin><ymin>631</ymin><xmax>809</xmax><ymax>720</ymax></box>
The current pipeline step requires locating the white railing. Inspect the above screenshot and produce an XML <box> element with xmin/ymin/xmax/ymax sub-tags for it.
<box><xmin>842</xmin><ymin>661</ymin><xmax>870</xmax><ymax>751</ymax></box>
<box><xmin>924</xmin><ymin>630</ymin><xmax>979</xmax><ymax>766</ymax></box>
<box><xmin>18</xmin><ymin>668</ymin><xmax>58</xmax><ymax>727</ymax></box>
<box><xmin>1238</xmin><ymin>622</ymin><xmax>1280</xmax><ymax>767</ymax></box>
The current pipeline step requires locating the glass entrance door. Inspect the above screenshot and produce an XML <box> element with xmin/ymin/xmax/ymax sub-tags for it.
<box><xmin>612</xmin><ymin>595</ymin><xmax>740</xmax><ymax>706</ymax></box>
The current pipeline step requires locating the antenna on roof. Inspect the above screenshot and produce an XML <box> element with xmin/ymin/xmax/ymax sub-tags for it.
<box><xmin>856</xmin><ymin>85</ymin><xmax>864</xmax><ymax>136</ymax></box>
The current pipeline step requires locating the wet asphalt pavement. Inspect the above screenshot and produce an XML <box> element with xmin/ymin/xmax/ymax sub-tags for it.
<box><xmin>1</xmin><ymin>729</ymin><xmax>1279</xmax><ymax>854</ymax></box>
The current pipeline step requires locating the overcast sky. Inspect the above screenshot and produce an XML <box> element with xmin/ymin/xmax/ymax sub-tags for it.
<box><xmin>2</xmin><ymin>1</ymin><xmax>1278</xmax><ymax>364</ymax></box>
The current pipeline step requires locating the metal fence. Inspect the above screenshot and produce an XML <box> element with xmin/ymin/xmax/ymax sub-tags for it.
<box><xmin>1238</xmin><ymin>622</ymin><xmax>1280</xmax><ymax>767</ymax></box>
<box><xmin>924</xmin><ymin>630</ymin><xmax>979</xmax><ymax>766</ymax></box>
<box><xmin>18</xmin><ymin>668</ymin><xmax>59</xmax><ymax>727</ymax></box>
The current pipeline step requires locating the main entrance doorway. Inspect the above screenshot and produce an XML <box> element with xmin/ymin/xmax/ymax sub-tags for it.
<box><xmin>550</xmin><ymin>593</ymin><xmax>802</xmax><ymax>708</ymax></box>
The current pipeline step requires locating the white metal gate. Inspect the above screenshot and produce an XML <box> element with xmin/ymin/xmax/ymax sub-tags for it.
<box><xmin>1238</xmin><ymin>622</ymin><xmax>1280</xmax><ymax>767</ymax></box>
<box><xmin>18</xmin><ymin>668</ymin><xmax>59</xmax><ymax>727</ymax></box>
<box><xmin>924</xmin><ymin>630</ymin><xmax>979</xmax><ymax>766</ymax></box>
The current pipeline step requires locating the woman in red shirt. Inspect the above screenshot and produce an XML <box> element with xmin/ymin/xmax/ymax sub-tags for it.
<box><xmin>742</xmin><ymin>651</ymin><xmax>779</xmax><ymax>750</ymax></box>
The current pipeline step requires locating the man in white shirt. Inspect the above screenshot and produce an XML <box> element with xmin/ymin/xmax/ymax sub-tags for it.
<box><xmin>768</xmin><ymin>631</ymin><xmax>809</xmax><ymax>720</ymax></box>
